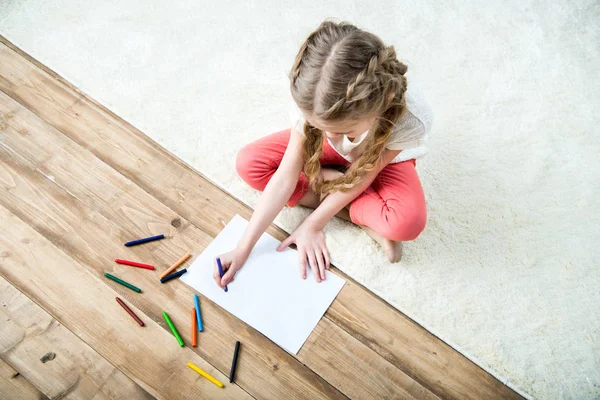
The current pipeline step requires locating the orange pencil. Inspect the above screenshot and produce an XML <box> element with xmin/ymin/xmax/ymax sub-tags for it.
<box><xmin>160</xmin><ymin>252</ymin><xmax>191</xmax><ymax>279</ymax></box>
<box><xmin>192</xmin><ymin>308</ymin><xmax>198</xmax><ymax>347</ymax></box>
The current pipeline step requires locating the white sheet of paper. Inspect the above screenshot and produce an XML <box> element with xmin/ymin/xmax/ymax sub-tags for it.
<box><xmin>180</xmin><ymin>214</ymin><xmax>346</xmax><ymax>354</ymax></box>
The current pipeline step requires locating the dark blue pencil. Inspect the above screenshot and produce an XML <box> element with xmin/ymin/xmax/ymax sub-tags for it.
<box><xmin>124</xmin><ymin>234</ymin><xmax>165</xmax><ymax>247</ymax></box>
<box><xmin>216</xmin><ymin>257</ymin><xmax>228</xmax><ymax>292</ymax></box>
<box><xmin>160</xmin><ymin>268</ymin><xmax>187</xmax><ymax>283</ymax></box>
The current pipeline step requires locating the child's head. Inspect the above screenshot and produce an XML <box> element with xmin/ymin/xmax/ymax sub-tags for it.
<box><xmin>289</xmin><ymin>20</ymin><xmax>408</xmax><ymax>196</ymax></box>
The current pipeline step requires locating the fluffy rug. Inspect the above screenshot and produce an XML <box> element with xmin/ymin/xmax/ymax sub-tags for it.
<box><xmin>2</xmin><ymin>1</ymin><xmax>599</xmax><ymax>398</ymax></box>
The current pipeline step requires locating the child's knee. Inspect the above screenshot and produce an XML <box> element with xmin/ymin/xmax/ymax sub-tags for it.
<box><xmin>235</xmin><ymin>143</ymin><xmax>277</xmax><ymax>191</ymax></box>
<box><xmin>235</xmin><ymin>144</ymin><xmax>257</xmax><ymax>184</ymax></box>
<box><xmin>379</xmin><ymin>203</ymin><xmax>427</xmax><ymax>242</ymax></box>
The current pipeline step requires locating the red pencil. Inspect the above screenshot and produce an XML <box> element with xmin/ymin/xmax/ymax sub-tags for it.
<box><xmin>115</xmin><ymin>259</ymin><xmax>155</xmax><ymax>270</ymax></box>
<box><xmin>116</xmin><ymin>297</ymin><xmax>145</xmax><ymax>327</ymax></box>
<box><xmin>192</xmin><ymin>308</ymin><xmax>198</xmax><ymax>347</ymax></box>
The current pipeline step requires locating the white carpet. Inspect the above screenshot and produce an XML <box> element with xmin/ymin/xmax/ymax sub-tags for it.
<box><xmin>2</xmin><ymin>1</ymin><xmax>599</xmax><ymax>398</ymax></box>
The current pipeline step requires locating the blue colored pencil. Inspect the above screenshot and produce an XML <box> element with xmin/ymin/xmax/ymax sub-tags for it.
<box><xmin>124</xmin><ymin>234</ymin><xmax>165</xmax><ymax>247</ymax></box>
<box><xmin>216</xmin><ymin>257</ymin><xmax>228</xmax><ymax>292</ymax></box>
<box><xmin>160</xmin><ymin>268</ymin><xmax>187</xmax><ymax>283</ymax></box>
<box><xmin>194</xmin><ymin>294</ymin><xmax>204</xmax><ymax>332</ymax></box>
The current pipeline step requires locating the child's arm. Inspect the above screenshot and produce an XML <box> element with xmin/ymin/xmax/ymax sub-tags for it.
<box><xmin>214</xmin><ymin>128</ymin><xmax>305</xmax><ymax>289</ymax></box>
<box><xmin>237</xmin><ymin>128</ymin><xmax>305</xmax><ymax>253</ymax></box>
<box><xmin>277</xmin><ymin>148</ymin><xmax>402</xmax><ymax>280</ymax></box>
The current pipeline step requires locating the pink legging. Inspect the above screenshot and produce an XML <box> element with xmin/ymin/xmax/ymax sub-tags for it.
<box><xmin>236</xmin><ymin>129</ymin><xmax>427</xmax><ymax>241</ymax></box>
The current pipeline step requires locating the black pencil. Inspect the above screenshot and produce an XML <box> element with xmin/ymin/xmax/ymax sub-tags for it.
<box><xmin>160</xmin><ymin>268</ymin><xmax>187</xmax><ymax>283</ymax></box>
<box><xmin>229</xmin><ymin>341</ymin><xmax>240</xmax><ymax>383</ymax></box>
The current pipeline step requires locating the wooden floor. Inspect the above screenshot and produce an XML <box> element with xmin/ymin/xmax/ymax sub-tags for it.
<box><xmin>0</xmin><ymin>36</ymin><xmax>523</xmax><ymax>400</ymax></box>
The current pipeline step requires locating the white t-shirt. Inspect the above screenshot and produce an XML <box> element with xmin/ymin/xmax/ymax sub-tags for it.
<box><xmin>289</xmin><ymin>74</ymin><xmax>434</xmax><ymax>164</ymax></box>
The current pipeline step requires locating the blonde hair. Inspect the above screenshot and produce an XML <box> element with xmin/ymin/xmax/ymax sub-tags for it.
<box><xmin>289</xmin><ymin>20</ymin><xmax>408</xmax><ymax>197</ymax></box>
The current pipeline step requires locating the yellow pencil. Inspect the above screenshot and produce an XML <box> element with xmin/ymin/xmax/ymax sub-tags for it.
<box><xmin>187</xmin><ymin>362</ymin><xmax>224</xmax><ymax>388</ymax></box>
<box><xmin>160</xmin><ymin>253</ymin><xmax>191</xmax><ymax>279</ymax></box>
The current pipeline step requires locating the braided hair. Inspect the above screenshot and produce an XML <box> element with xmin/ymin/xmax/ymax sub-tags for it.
<box><xmin>289</xmin><ymin>20</ymin><xmax>408</xmax><ymax>198</ymax></box>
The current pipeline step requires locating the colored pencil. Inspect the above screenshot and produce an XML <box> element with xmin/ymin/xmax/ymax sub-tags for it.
<box><xmin>191</xmin><ymin>308</ymin><xmax>197</xmax><ymax>347</ymax></box>
<box><xmin>229</xmin><ymin>341</ymin><xmax>240</xmax><ymax>383</ymax></box>
<box><xmin>160</xmin><ymin>268</ymin><xmax>187</xmax><ymax>283</ymax></box>
<box><xmin>104</xmin><ymin>273</ymin><xmax>141</xmax><ymax>293</ymax></box>
<box><xmin>163</xmin><ymin>311</ymin><xmax>184</xmax><ymax>347</ymax></box>
<box><xmin>115</xmin><ymin>259</ymin><xmax>155</xmax><ymax>270</ymax></box>
<box><xmin>160</xmin><ymin>252</ymin><xmax>191</xmax><ymax>279</ymax></box>
<box><xmin>216</xmin><ymin>257</ymin><xmax>228</xmax><ymax>292</ymax></box>
<box><xmin>187</xmin><ymin>362</ymin><xmax>224</xmax><ymax>388</ymax></box>
<box><xmin>116</xmin><ymin>297</ymin><xmax>144</xmax><ymax>326</ymax></box>
<box><xmin>124</xmin><ymin>234</ymin><xmax>165</xmax><ymax>247</ymax></box>
<box><xmin>194</xmin><ymin>294</ymin><xmax>203</xmax><ymax>332</ymax></box>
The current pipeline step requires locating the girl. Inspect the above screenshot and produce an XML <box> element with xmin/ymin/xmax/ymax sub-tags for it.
<box><xmin>214</xmin><ymin>20</ymin><xmax>433</xmax><ymax>288</ymax></box>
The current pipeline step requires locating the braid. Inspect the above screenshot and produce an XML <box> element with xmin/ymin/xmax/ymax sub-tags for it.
<box><xmin>380</xmin><ymin>46</ymin><xmax>408</xmax><ymax>76</ymax></box>
<box><xmin>301</xmin><ymin>123</ymin><xmax>324</xmax><ymax>193</ymax></box>
<box><xmin>319</xmin><ymin>54</ymin><xmax>378</xmax><ymax>120</ymax></box>
<box><xmin>290</xmin><ymin>39</ymin><xmax>310</xmax><ymax>86</ymax></box>
<box><xmin>345</xmin><ymin>54</ymin><xmax>379</xmax><ymax>102</ymax></box>
<box><xmin>324</xmin><ymin>47</ymin><xmax>396</xmax><ymax>118</ymax></box>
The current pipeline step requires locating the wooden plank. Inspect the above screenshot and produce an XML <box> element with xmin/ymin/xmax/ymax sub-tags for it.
<box><xmin>327</xmin><ymin>279</ymin><xmax>522</xmax><ymax>399</ymax></box>
<box><xmin>0</xmin><ymin>359</ymin><xmax>46</xmax><ymax>400</ymax></box>
<box><xmin>0</xmin><ymin>40</ymin><xmax>242</xmax><ymax>239</ymax></box>
<box><xmin>0</xmin><ymin>36</ymin><xmax>522</xmax><ymax>399</ymax></box>
<box><xmin>0</xmin><ymin>206</ymin><xmax>253</xmax><ymax>400</ymax></box>
<box><xmin>0</xmin><ymin>278</ymin><xmax>152</xmax><ymax>399</ymax></box>
<box><xmin>0</xmin><ymin>92</ymin><xmax>345</xmax><ymax>399</ymax></box>
<box><xmin>299</xmin><ymin>318</ymin><xmax>437</xmax><ymax>399</ymax></box>
<box><xmin>0</xmin><ymin>88</ymin><xmax>428</xmax><ymax>400</ymax></box>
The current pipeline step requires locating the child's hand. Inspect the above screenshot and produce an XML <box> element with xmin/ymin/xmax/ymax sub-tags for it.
<box><xmin>276</xmin><ymin>221</ymin><xmax>330</xmax><ymax>283</ymax></box>
<box><xmin>213</xmin><ymin>248</ymin><xmax>249</xmax><ymax>289</ymax></box>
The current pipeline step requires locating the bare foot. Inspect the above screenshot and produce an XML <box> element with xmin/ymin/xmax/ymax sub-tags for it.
<box><xmin>360</xmin><ymin>225</ymin><xmax>403</xmax><ymax>263</ymax></box>
<box><xmin>333</xmin><ymin>205</ymin><xmax>402</xmax><ymax>262</ymax></box>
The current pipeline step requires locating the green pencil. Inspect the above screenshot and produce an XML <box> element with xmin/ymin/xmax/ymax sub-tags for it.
<box><xmin>163</xmin><ymin>311</ymin><xmax>184</xmax><ymax>347</ymax></box>
<box><xmin>104</xmin><ymin>273</ymin><xmax>142</xmax><ymax>293</ymax></box>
